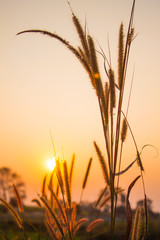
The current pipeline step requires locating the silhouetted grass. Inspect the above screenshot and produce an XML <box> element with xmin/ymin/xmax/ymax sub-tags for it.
<box><xmin>0</xmin><ymin>0</ymin><xmax>153</xmax><ymax>239</ymax></box>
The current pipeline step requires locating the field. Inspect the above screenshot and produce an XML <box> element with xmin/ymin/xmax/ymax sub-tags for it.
<box><xmin>0</xmin><ymin>204</ymin><xmax>160</xmax><ymax>240</ymax></box>
<box><xmin>0</xmin><ymin>0</ymin><xmax>160</xmax><ymax>239</ymax></box>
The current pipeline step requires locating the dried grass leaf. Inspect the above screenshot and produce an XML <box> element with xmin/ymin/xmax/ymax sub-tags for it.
<box><xmin>125</xmin><ymin>175</ymin><xmax>141</xmax><ymax>240</ymax></box>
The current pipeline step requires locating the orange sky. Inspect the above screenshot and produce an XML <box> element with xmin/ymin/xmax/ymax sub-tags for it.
<box><xmin>0</xmin><ymin>0</ymin><xmax>160</xmax><ymax>212</ymax></box>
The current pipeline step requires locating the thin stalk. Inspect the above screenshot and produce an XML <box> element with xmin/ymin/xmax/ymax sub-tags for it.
<box><xmin>57</xmin><ymin>173</ymin><xmax>73</xmax><ymax>240</ymax></box>
<box><xmin>116</xmin><ymin>143</ymin><xmax>123</xmax><ymax>193</ymax></box>
<box><xmin>110</xmin><ymin>109</ymin><xmax>114</xmax><ymax>172</ymax></box>
<box><xmin>79</xmin><ymin>189</ymin><xmax>84</xmax><ymax>204</ymax></box>
<box><xmin>62</xmin><ymin>193</ymin><xmax>73</xmax><ymax>240</ymax></box>
<box><xmin>114</xmin><ymin>0</ymin><xmax>135</xmax><ymax>175</ymax></box>
<box><xmin>49</xmin><ymin>130</ymin><xmax>56</xmax><ymax>156</ymax></box>
<box><xmin>110</xmin><ymin>173</ymin><xmax>115</xmax><ymax>240</ymax></box>
<box><xmin>97</xmin><ymin>84</ymin><xmax>115</xmax><ymax>240</ymax></box>
<box><xmin>112</xmin><ymin>3</ymin><xmax>136</xmax><ymax>237</ymax></box>
<box><xmin>115</xmin><ymin>68</ymin><xmax>134</xmax><ymax>215</ymax></box>
<box><xmin>121</xmin><ymin>111</ymin><xmax>146</xmax><ymax>198</ymax></box>
<box><xmin>98</xmin><ymin>98</ymin><xmax>111</xmax><ymax>170</ymax></box>
<box><xmin>110</xmin><ymin>106</ymin><xmax>115</xmax><ymax>240</ymax></box>
<box><xmin>114</xmin><ymin>142</ymin><xmax>123</xmax><ymax>220</ymax></box>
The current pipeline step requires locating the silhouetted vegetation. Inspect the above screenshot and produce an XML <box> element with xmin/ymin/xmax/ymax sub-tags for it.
<box><xmin>0</xmin><ymin>167</ymin><xmax>26</xmax><ymax>203</ymax></box>
<box><xmin>0</xmin><ymin>200</ymin><xmax>160</xmax><ymax>239</ymax></box>
<box><xmin>0</xmin><ymin>0</ymin><xmax>157</xmax><ymax>239</ymax></box>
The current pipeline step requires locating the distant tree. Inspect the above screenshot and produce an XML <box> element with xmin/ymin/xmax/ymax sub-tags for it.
<box><xmin>0</xmin><ymin>167</ymin><xmax>26</xmax><ymax>202</ymax></box>
<box><xmin>120</xmin><ymin>192</ymin><xmax>126</xmax><ymax>207</ymax></box>
<box><xmin>136</xmin><ymin>198</ymin><xmax>153</xmax><ymax>212</ymax></box>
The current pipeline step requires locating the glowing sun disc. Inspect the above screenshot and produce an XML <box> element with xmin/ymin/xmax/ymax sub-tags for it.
<box><xmin>47</xmin><ymin>157</ymin><xmax>56</xmax><ymax>171</ymax></box>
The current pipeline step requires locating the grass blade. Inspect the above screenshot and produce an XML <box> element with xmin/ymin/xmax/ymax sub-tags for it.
<box><xmin>125</xmin><ymin>175</ymin><xmax>141</xmax><ymax>240</ymax></box>
<box><xmin>115</xmin><ymin>159</ymin><xmax>137</xmax><ymax>176</ymax></box>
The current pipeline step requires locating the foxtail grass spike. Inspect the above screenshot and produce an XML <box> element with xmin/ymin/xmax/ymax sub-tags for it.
<box><xmin>0</xmin><ymin>198</ymin><xmax>23</xmax><ymax>229</ymax></box>
<box><xmin>78</xmin><ymin>46</ymin><xmax>88</xmax><ymax>64</ymax></box>
<box><xmin>137</xmin><ymin>150</ymin><xmax>144</xmax><ymax>171</ymax></box>
<box><xmin>72</xmin><ymin>14</ymin><xmax>90</xmax><ymax>62</ymax></box>
<box><xmin>49</xmin><ymin>170</ymin><xmax>54</xmax><ymax>207</ymax></box>
<box><xmin>142</xmin><ymin>194</ymin><xmax>148</xmax><ymax>240</ymax></box>
<box><xmin>121</xmin><ymin>118</ymin><xmax>128</xmax><ymax>142</ymax></box>
<box><xmin>131</xmin><ymin>206</ymin><xmax>141</xmax><ymax>240</ymax></box>
<box><xmin>88</xmin><ymin>35</ymin><xmax>99</xmax><ymax>73</ymax></box>
<box><xmin>128</xmin><ymin>28</ymin><xmax>135</xmax><ymax>45</ymax></box>
<box><xmin>86</xmin><ymin>219</ymin><xmax>104</xmax><ymax>232</ymax></box>
<box><xmin>104</xmin><ymin>82</ymin><xmax>109</xmax><ymax>126</ymax></box>
<box><xmin>80</xmin><ymin>157</ymin><xmax>93</xmax><ymax>203</ymax></box>
<box><xmin>74</xmin><ymin>218</ymin><xmax>89</xmax><ymax>234</ymax></box>
<box><xmin>87</xmin><ymin>35</ymin><xmax>103</xmax><ymax>96</ymax></box>
<box><xmin>69</xmin><ymin>153</ymin><xmax>75</xmax><ymax>186</ymax></box>
<box><xmin>17</xmin><ymin>30</ymin><xmax>93</xmax><ymax>84</ymax></box>
<box><xmin>108</xmin><ymin>68</ymin><xmax>116</xmax><ymax>110</ymax></box>
<box><xmin>13</xmin><ymin>184</ymin><xmax>24</xmax><ymax>213</ymax></box>
<box><xmin>118</xmin><ymin>23</ymin><xmax>124</xmax><ymax>89</ymax></box>
<box><xmin>42</xmin><ymin>174</ymin><xmax>47</xmax><ymax>198</ymax></box>
<box><xmin>82</xmin><ymin>157</ymin><xmax>93</xmax><ymax>189</ymax></box>
<box><xmin>56</xmin><ymin>158</ymin><xmax>64</xmax><ymax>195</ymax></box>
<box><xmin>105</xmin><ymin>82</ymin><xmax>109</xmax><ymax>107</ymax></box>
<box><xmin>31</xmin><ymin>198</ymin><xmax>42</xmax><ymax>208</ymax></box>
<box><xmin>94</xmin><ymin>141</ymin><xmax>110</xmax><ymax>186</ymax></box>
<box><xmin>63</xmin><ymin>160</ymin><xmax>72</xmax><ymax>208</ymax></box>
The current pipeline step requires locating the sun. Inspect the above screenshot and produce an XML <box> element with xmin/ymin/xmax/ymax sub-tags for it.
<box><xmin>47</xmin><ymin>157</ymin><xmax>56</xmax><ymax>171</ymax></box>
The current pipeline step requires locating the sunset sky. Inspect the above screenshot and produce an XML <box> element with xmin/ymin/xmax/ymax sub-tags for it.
<box><xmin>0</xmin><ymin>0</ymin><xmax>160</xmax><ymax>212</ymax></box>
